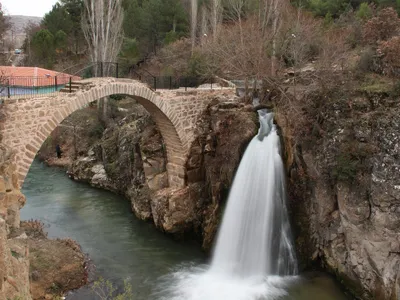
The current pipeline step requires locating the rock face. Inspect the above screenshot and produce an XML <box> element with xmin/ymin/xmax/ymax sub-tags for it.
<box><xmin>68</xmin><ymin>97</ymin><xmax>258</xmax><ymax>246</ymax></box>
<box><xmin>188</xmin><ymin>101</ymin><xmax>258</xmax><ymax>249</ymax></box>
<box><xmin>68</xmin><ymin>103</ymin><xmax>168</xmax><ymax>221</ymax></box>
<box><xmin>0</xmin><ymin>143</ymin><xmax>89</xmax><ymax>300</ymax></box>
<box><xmin>0</xmin><ymin>145</ymin><xmax>31</xmax><ymax>300</ymax></box>
<box><xmin>36</xmin><ymin>85</ymin><xmax>400</xmax><ymax>299</ymax></box>
<box><xmin>284</xmin><ymin>90</ymin><xmax>400</xmax><ymax>300</ymax></box>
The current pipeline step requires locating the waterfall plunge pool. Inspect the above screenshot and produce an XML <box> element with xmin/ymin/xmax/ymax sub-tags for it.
<box><xmin>21</xmin><ymin>157</ymin><xmax>351</xmax><ymax>299</ymax></box>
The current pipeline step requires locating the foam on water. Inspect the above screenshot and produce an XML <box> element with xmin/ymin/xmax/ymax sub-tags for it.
<box><xmin>155</xmin><ymin>265</ymin><xmax>299</xmax><ymax>300</ymax></box>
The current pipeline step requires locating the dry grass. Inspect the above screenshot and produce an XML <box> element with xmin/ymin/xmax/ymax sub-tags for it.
<box><xmin>28</xmin><ymin>237</ymin><xmax>87</xmax><ymax>299</ymax></box>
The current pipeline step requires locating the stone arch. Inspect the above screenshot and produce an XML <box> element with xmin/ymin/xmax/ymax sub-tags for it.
<box><xmin>5</xmin><ymin>78</ymin><xmax>189</xmax><ymax>188</ymax></box>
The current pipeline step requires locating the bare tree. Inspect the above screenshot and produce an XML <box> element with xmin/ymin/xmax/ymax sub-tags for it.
<box><xmin>200</xmin><ymin>18</ymin><xmax>275</xmax><ymax>79</ymax></box>
<box><xmin>82</xmin><ymin>0</ymin><xmax>124</xmax><ymax>120</ymax></box>
<box><xmin>190</xmin><ymin>0</ymin><xmax>198</xmax><ymax>53</ymax></box>
<box><xmin>210</xmin><ymin>0</ymin><xmax>223</xmax><ymax>41</ymax></box>
<box><xmin>225</xmin><ymin>0</ymin><xmax>246</xmax><ymax>46</ymax></box>
<box><xmin>23</xmin><ymin>21</ymin><xmax>41</xmax><ymax>65</ymax></box>
<box><xmin>82</xmin><ymin>0</ymin><xmax>124</xmax><ymax>75</ymax></box>
<box><xmin>200</xmin><ymin>5</ymin><xmax>208</xmax><ymax>45</ymax></box>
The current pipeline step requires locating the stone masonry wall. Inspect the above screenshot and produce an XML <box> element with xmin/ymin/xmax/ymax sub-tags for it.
<box><xmin>0</xmin><ymin>77</ymin><xmax>235</xmax><ymax>189</ymax></box>
<box><xmin>0</xmin><ymin>144</ymin><xmax>31</xmax><ymax>300</ymax></box>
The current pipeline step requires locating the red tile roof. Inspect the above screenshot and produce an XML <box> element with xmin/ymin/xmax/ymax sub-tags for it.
<box><xmin>0</xmin><ymin>66</ymin><xmax>81</xmax><ymax>87</ymax></box>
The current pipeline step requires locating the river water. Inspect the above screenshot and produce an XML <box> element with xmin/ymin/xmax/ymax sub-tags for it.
<box><xmin>21</xmin><ymin>159</ymin><xmax>351</xmax><ymax>300</ymax></box>
<box><xmin>21</xmin><ymin>160</ymin><xmax>205</xmax><ymax>299</ymax></box>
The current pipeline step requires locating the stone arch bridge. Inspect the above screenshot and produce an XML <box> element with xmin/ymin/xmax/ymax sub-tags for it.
<box><xmin>0</xmin><ymin>78</ymin><xmax>235</xmax><ymax>188</ymax></box>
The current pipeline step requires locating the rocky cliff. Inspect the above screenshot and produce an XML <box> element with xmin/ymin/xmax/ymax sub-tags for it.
<box><xmin>37</xmin><ymin>82</ymin><xmax>400</xmax><ymax>300</ymax></box>
<box><xmin>281</xmin><ymin>84</ymin><xmax>400</xmax><ymax>300</ymax></box>
<box><xmin>0</xmin><ymin>110</ymin><xmax>89</xmax><ymax>300</ymax></box>
<box><xmin>0</xmin><ymin>146</ymin><xmax>31</xmax><ymax>300</ymax></box>
<box><xmin>67</xmin><ymin>96</ymin><xmax>258</xmax><ymax>247</ymax></box>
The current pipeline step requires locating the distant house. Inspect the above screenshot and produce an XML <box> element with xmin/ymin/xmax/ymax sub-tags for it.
<box><xmin>0</xmin><ymin>66</ymin><xmax>80</xmax><ymax>97</ymax></box>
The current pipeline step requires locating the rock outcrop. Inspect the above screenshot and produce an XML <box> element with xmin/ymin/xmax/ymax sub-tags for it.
<box><xmin>188</xmin><ymin>101</ymin><xmax>258</xmax><ymax>249</ymax></box>
<box><xmin>284</xmin><ymin>88</ymin><xmax>400</xmax><ymax>300</ymax></box>
<box><xmin>67</xmin><ymin>97</ymin><xmax>258</xmax><ymax>246</ymax></box>
<box><xmin>0</xmin><ymin>145</ymin><xmax>31</xmax><ymax>300</ymax></box>
<box><xmin>68</xmin><ymin>102</ymin><xmax>168</xmax><ymax>220</ymax></box>
<box><xmin>38</xmin><ymin>84</ymin><xmax>400</xmax><ymax>299</ymax></box>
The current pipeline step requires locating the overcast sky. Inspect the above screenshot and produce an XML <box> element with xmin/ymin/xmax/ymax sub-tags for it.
<box><xmin>2</xmin><ymin>0</ymin><xmax>59</xmax><ymax>17</ymax></box>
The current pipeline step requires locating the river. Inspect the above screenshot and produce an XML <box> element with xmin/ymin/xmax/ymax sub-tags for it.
<box><xmin>21</xmin><ymin>159</ymin><xmax>351</xmax><ymax>300</ymax></box>
<box><xmin>21</xmin><ymin>160</ymin><xmax>205</xmax><ymax>299</ymax></box>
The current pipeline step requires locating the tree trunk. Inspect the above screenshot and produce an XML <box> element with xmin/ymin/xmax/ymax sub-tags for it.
<box><xmin>82</xmin><ymin>0</ymin><xmax>124</xmax><ymax>67</ymax></box>
<box><xmin>190</xmin><ymin>0</ymin><xmax>198</xmax><ymax>54</ymax></box>
<box><xmin>271</xmin><ymin>0</ymin><xmax>280</xmax><ymax>76</ymax></box>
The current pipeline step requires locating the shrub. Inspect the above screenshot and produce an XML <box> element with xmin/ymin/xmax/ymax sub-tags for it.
<box><xmin>347</xmin><ymin>21</ymin><xmax>364</xmax><ymax>48</ymax></box>
<box><xmin>187</xmin><ymin>52</ymin><xmax>209</xmax><ymax>77</ymax></box>
<box><xmin>155</xmin><ymin>38</ymin><xmax>192</xmax><ymax>76</ymax></box>
<box><xmin>331</xmin><ymin>152</ymin><xmax>359</xmax><ymax>182</ymax></box>
<box><xmin>21</xmin><ymin>219</ymin><xmax>48</xmax><ymax>238</ymax></box>
<box><xmin>331</xmin><ymin>141</ymin><xmax>375</xmax><ymax>182</ymax></box>
<box><xmin>110</xmin><ymin>94</ymin><xmax>124</xmax><ymax>101</ymax></box>
<box><xmin>379</xmin><ymin>36</ymin><xmax>400</xmax><ymax>75</ymax></box>
<box><xmin>164</xmin><ymin>30</ymin><xmax>179</xmax><ymax>45</ymax></box>
<box><xmin>390</xmin><ymin>80</ymin><xmax>400</xmax><ymax>96</ymax></box>
<box><xmin>306</xmin><ymin>0</ymin><xmax>350</xmax><ymax>17</ymax></box>
<box><xmin>323</xmin><ymin>12</ymin><xmax>334</xmax><ymax>27</ymax></box>
<box><xmin>363</xmin><ymin>7</ymin><xmax>400</xmax><ymax>44</ymax></box>
<box><xmin>356</xmin><ymin>2</ymin><xmax>372</xmax><ymax>21</ymax></box>
<box><xmin>356</xmin><ymin>47</ymin><xmax>376</xmax><ymax>73</ymax></box>
<box><xmin>91</xmin><ymin>277</ymin><xmax>133</xmax><ymax>300</ymax></box>
<box><xmin>89</xmin><ymin>124</ymin><xmax>105</xmax><ymax>139</ymax></box>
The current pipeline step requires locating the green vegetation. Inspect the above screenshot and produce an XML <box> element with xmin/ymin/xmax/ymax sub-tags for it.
<box><xmin>24</xmin><ymin>0</ymin><xmax>84</xmax><ymax>67</ymax></box>
<box><xmin>89</xmin><ymin>123</ymin><xmax>105</xmax><ymax>139</ymax></box>
<box><xmin>356</xmin><ymin>2</ymin><xmax>373</xmax><ymax>20</ymax></box>
<box><xmin>20</xmin><ymin>0</ymin><xmax>400</xmax><ymax>193</ymax></box>
<box><xmin>331</xmin><ymin>138</ymin><xmax>377</xmax><ymax>182</ymax></box>
<box><xmin>91</xmin><ymin>277</ymin><xmax>133</xmax><ymax>300</ymax></box>
<box><xmin>21</xmin><ymin>0</ymin><xmax>400</xmax><ymax>80</ymax></box>
<box><xmin>10</xmin><ymin>250</ymin><xmax>22</xmax><ymax>259</ymax></box>
<box><xmin>331</xmin><ymin>152</ymin><xmax>360</xmax><ymax>182</ymax></box>
<box><xmin>122</xmin><ymin>0</ymin><xmax>189</xmax><ymax>60</ymax></box>
<box><xmin>292</xmin><ymin>0</ymin><xmax>400</xmax><ymax>17</ymax></box>
<box><xmin>358</xmin><ymin>74</ymin><xmax>395</xmax><ymax>94</ymax></box>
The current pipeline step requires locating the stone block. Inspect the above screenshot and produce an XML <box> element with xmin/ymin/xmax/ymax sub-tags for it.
<box><xmin>7</xmin><ymin>192</ymin><xmax>25</xmax><ymax>209</ymax></box>
<box><xmin>187</xmin><ymin>154</ymin><xmax>202</xmax><ymax>169</ymax></box>
<box><xmin>187</xmin><ymin>168</ymin><xmax>203</xmax><ymax>183</ymax></box>
<box><xmin>143</xmin><ymin>158</ymin><xmax>164</xmax><ymax>177</ymax></box>
<box><xmin>12</xmin><ymin>174</ymin><xmax>19</xmax><ymax>190</ymax></box>
<box><xmin>147</xmin><ymin>172</ymin><xmax>169</xmax><ymax>191</ymax></box>
<box><xmin>6</xmin><ymin>203</ymin><xmax>20</xmax><ymax>229</ymax></box>
<box><xmin>4</xmin><ymin>177</ymin><xmax>13</xmax><ymax>193</ymax></box>
<box><xmin>0</xmin><ymin>177</ymin><xmax>5</xmax><ymax>193</ymax></box>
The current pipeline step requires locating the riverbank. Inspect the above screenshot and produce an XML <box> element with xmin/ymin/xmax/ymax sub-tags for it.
<box><xmin>9</xmin><ymin>220</ymin><xmax>88</xmax><ymax>300</ymax></box>
<box><xmin>21</xmin><ymin>160</ymin><xmax>350</xmax><ymax>300</ymax></box>
<box><xmin>21</xmin><ymin>159</ymin><xmax>206</xmax><ymax>299</ymax></box>
<box><xmin>37</xmin><ymin>94</ymin><xmax>258</xmax><ymax>251</ymax></box>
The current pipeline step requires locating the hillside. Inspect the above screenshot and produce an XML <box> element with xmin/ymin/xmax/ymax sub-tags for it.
<box><xmin>5</xmin><ymin>15</ymin><xmax>41</xmax><ymax>49</ymax></box>
<box><xmin>9</xmin><ymin>15</ymin><xmax>41</xmax><ymax>34</ymax></box>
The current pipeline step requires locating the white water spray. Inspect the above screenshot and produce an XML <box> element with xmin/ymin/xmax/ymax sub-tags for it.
<box><xmin>156</xmin><ymin>109</ymin><xmax>298</xmax><ymax>300</ymax></box>
<box><xmin>211</xmin><ymin>110</ymin><xmax>297</xmax><ymax>278</ymax></box>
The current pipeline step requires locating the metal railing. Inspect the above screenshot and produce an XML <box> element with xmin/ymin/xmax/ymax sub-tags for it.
<box><xmin>0</xmin><ymin>75</ymin><xmax>78</xmax><ymax>99</ymax></box>
<box><xmin>0</xmin><ymin>61</ymin><xmax>223</xmax><ymax>100</ymax></box>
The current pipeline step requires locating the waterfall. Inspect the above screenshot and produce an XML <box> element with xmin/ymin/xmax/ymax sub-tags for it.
<box><xmin>156</xmin><ymin>110</ymin><xmax>298</xmax><ymax>300</ymax></box>
<box><xmin>211</xmin><ymin>110</ymin><xmax>297</xmax><ymax>277</ymax></box>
